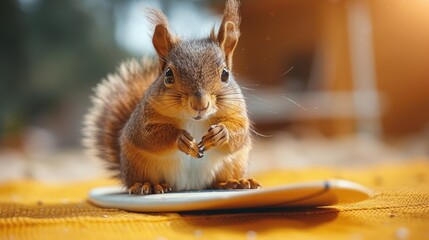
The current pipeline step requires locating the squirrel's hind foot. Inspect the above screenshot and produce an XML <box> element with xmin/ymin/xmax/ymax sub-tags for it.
<box><xmin>213</xmin><ymin>178</ymin><xmax>262</xmax><ymax>190</ymax></box>
<box><xmin>128</xmin><ymin>182</ymin><xmax>173</xmax><ymax>195</ymax></box>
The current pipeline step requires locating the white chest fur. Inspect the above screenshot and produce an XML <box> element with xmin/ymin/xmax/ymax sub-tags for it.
<box><xmin>161</xmin><ymin>120</ymin><xmax>227</xmax><ymax>191</ymax></box>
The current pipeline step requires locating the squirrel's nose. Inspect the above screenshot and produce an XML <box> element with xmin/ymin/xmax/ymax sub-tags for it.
<box><xmin>190</xmin><ymin>92</ymin><xmax>210</xmax><ymax>112</ymax></box>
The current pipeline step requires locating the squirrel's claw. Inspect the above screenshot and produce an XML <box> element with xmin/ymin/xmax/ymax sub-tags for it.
<box><xmin>129</xmin><ymin>182</ymin><xmax>152</xmax><ymax>195</ymax></box>
<box><xmin>199</xmin><ymin>124</ymin><xmax>229</xmax><ymax>152</ymax></box>
<box><xmin>239</xmin><ymin>178</ymin><xmax>262</xmax><ymax>189</ymax></box>
<box><xmin>212</xmin><ymin>178</ymin><xmax>262</xmax><ymax>190</ymax></box>
<box><xmin>154</xmin><ymin>183</ymin><xmax>173</xmax><ymax>194</ymax></box>
<box><xmin>129</xmin><ymin>182</ymin><xmax>173</xmax><ymax>195</ymax></box>
<box><xmin>177</xmin><ymin>130</ymin><xmax>204</xmax><ymax>158</ymax></box>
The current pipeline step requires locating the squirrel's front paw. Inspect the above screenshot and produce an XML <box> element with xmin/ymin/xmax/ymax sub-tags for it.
<box><xmin>199</xmin><ymin>124</ymin><xmax>229</xmax><ymax>152</ymax></box>
<box><xmin>177</xmin><ymin>130</ymin><xmax>204</xmax><ymax>158</ymax></box>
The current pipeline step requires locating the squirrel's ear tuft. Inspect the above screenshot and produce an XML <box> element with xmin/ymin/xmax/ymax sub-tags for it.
<box><xmin>217</xmin><ymin>0</ymin><xmax>241</xmax><ymax>68</ymax></box>
<box><xmin>146</xmin><ymin>9</ymin><xmax>178</xmax><ymax>64</ymax></box>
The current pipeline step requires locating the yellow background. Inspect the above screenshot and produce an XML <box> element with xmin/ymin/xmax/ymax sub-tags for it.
<box><xmin>1</xmin><ymin>159</ymin><xmax>428</xmax><ymax>239</ymax></box>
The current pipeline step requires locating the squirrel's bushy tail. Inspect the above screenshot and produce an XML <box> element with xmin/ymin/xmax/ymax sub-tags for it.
<box><xmin>82</xmin><ymin>58</ymin><xmax>159</xmax><ymax>176</ymax></box>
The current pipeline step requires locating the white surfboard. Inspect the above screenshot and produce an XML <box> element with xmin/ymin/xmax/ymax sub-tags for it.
<box><xmin>88</xmin><ymin>179</ymin><xmax>372</xmax><ymax>212</ymax></box>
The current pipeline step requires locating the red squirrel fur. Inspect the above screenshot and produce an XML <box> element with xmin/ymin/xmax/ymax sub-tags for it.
<box><xmin>83</xmin><ymin>0</ymin><xmax>260</xmax><ymax>194</ymax></box>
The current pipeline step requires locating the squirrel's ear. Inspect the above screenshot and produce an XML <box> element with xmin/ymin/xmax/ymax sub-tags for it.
<box><xmin>218</xmin><ymin>21</ymin><xmax>239</xmax><ymax>68</ymax></box>
<box><xmin>217</xmin><ymin>0</ymin><xmax>241</xmax><ymax>68</ymax></box>
<box><xmin>147</xmin><ymin>9</ymin><xmax>177</xmax><ymax>64</ymax></box>
<box><xmin>153</xmin><ymin>24</ymin><xmax>174</xmax><ymax>59</ymax></box>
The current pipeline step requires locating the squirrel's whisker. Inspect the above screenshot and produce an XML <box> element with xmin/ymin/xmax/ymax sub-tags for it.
<box><xmin>216</xmin><ymin>102</ymin><xmax>243</xmax><ymax>115</ymax></box>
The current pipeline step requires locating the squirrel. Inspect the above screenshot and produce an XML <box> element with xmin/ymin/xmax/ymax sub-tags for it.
<box><xmin>82</xmin><ymin>0</ymin><xmax>261</xmax><ymax>194</ymax></box>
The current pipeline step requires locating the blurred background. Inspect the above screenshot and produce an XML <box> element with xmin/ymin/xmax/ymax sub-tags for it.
<box><xmin>1</xmin><ymin>0</ymin><xmax>428</xmax><ymax>182</ymax></box>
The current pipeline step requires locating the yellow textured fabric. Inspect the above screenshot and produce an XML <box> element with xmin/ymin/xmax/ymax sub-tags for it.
<box><xmin>1</xmin><ymin>160</ymin><xmax>429</xmax><ymax>240</ymax></box>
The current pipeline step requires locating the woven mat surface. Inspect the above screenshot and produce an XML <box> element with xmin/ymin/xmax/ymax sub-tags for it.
<box><xmin>1</xmin><ymin>159</ymin><xmax>428</xmax><ymax>240</ymax></box>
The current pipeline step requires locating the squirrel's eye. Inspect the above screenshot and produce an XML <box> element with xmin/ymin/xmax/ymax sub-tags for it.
<box><xmin>164</xmin><ymin>68</ymin><xmax>174</xmax><ymax>85</ymax></box>
<box><xmin>221</xmin><ymin>68</ymin><xmax>229</xmax><ymax>83</ymax></box>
